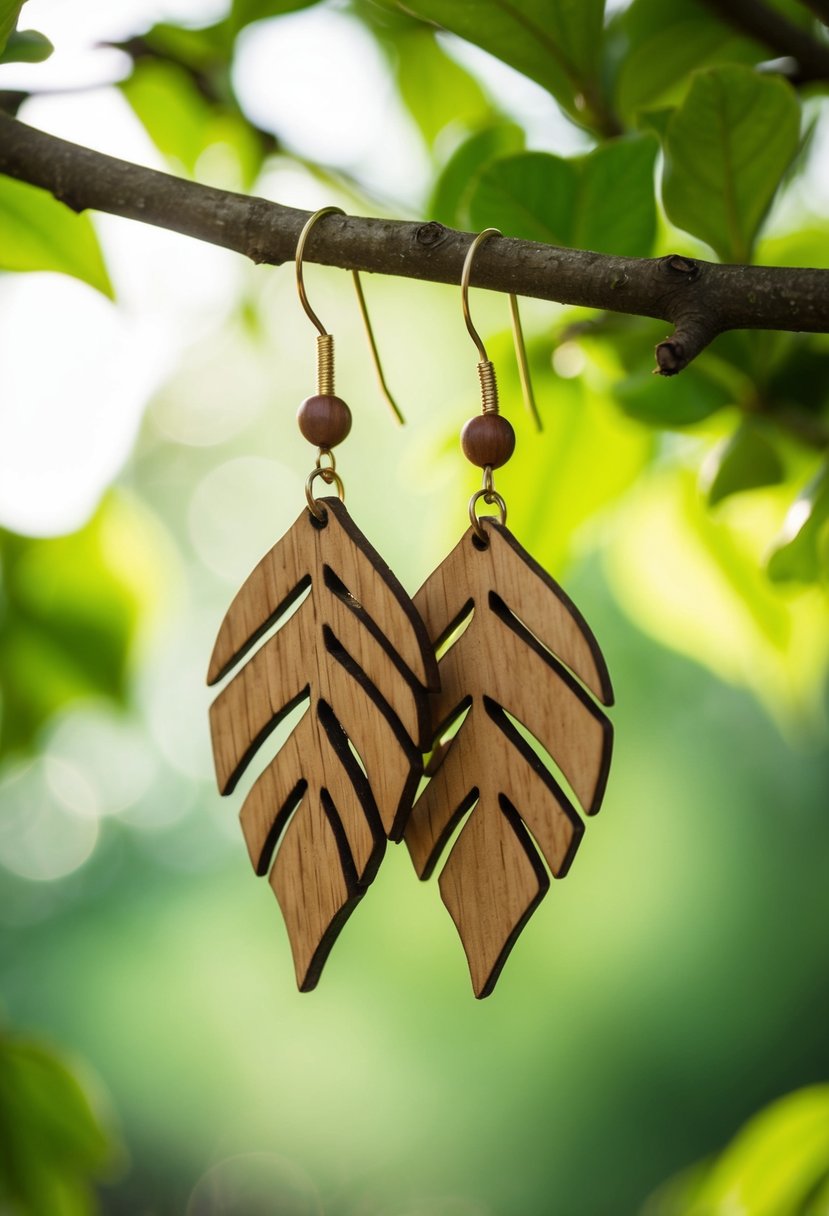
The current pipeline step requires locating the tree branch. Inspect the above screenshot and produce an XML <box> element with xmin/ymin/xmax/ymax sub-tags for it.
<box><xmin>1</xmin><ymin>113</ymin><xmax>829</xmax><ymax>378</ymax></box>
<box><xmin>699</xmin><ymin>0</ymin><xmax>829</xmax><ymax>83</ymax></box>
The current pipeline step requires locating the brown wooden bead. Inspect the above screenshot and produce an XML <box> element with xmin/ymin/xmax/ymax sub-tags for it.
<box><xmin>461</xmin><ymin>413</ymin><xmax>515</xmax><ymax>469</ymax></box>
<box><xmin>297</xmin><ymin>395</ymin><xmax>352</xmax><ymax>448</ymax></box>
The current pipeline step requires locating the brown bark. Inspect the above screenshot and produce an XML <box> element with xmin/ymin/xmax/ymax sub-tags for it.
<box><xmin>1</xmin><ymin>113</ymin><xmax>829</xmax><ymax>377</ymax></box>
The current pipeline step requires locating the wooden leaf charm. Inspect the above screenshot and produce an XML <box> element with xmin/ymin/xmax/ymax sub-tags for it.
<box><xmin>207</xmin><ymin>497</ymin><xmax>439</xmax><ymax>991</ymax></box>
<box><xmin>406</xmin><ymin>518</ymin><xmax>613</xmax><ymax>998</ymax></box>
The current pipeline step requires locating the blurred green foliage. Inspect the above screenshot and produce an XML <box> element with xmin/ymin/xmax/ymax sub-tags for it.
<box><xmin>1</xmin><ymin>0</ymin><xmax>829</xmax><ymax>1213</ymax></box>
<box><xmin>427</xmin><ymin>123</ymin><xmax>525</xmax><ymax>227</ymax></box>
<box><xmin>231</xmin><ymin>0</ymin><xmax>319</xmax><ymax>29</ymax></box>
<box><xmin>0</xmin><ymin>177</ymin><xmax>111</xmax><ymax>296</ymax></box>
<box><xmin>646</xmin><ymin>1086</ymin><xmax>829</xmax><ymax>1216</ymax></box>
<box><xmin>0</xmin><ymin>1034</ymin><xmax>119</xmax><ymax>1215</ymax></box>
<box><xmin>0</xmin><ymin>30</ymin><xmax>51</xmax><ymax>66</ymax></box>
<box><xmin>377</xmin><ymin>0</ymin><xmax>609</xmax><ymax>131</ymax></box>
<box><xmin>0</xmin><ymin>499</ymin><xmax>145</xmax><ymax>759</ymax></box>
<box><xmin>768</xmin><ymin>464</ymin><xmax>829</xmax><ymax>585</ymax></box>
<box><xmin>466</xmin><ymin>135</ymin><xmax>658</xmax><ymax>255</ymax></box>
<box><xmin>0</xmin><ymin>1</ymin><xmax>24</xmax><ymax>52</ymax></box>
<box><xmin>704</xmin><ymin>419</ymin><xmax>786</xmax><ymax>505</ymax></box>
<box><xmin>0</xmin><ymin>1</ymin><xmax>51</xmax><ymax>65</ymax></box>
<box><xmin>116</xmin><ymin>19</ymin><xmax>273</xmax><ymax>190</ymax></box>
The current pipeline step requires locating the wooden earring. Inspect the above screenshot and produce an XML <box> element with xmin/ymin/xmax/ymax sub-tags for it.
<box><xmin>207</xmin><ymin>207</ymin><xmax>439</xmax><ymax>992</ymax></box>
<box><xmin>405</xmin><ymin>229</ymin><xmax>614</xmax><ymax>998</ymax></box>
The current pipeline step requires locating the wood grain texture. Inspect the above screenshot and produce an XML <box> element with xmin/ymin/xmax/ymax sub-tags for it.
<box><xmin>406</xmin><ymin>519</ymin><xmax>613</xmax><ymax>998</ymax></box>
<box><xmin>208</xmin><ymin>497</ymin><xmax>439</xmax><ymax>991</ymax></box>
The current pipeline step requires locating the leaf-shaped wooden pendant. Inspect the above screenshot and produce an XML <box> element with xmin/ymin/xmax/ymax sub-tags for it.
<box><xmin>207</xmin><ymin>497</ymin><xmax>439</xmax><ymax>991</ymax></box>
<box><xmin>406</xmin><ymin>518</ymin><xmax>613</xmax><ymax>998</ymax></box>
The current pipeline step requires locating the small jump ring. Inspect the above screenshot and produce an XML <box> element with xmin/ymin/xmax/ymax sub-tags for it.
<box><xmin>468</xmin><ymin>487</ymin><xmax>507</xmax><ymax>543</ymax></box>
<box><xmin>306</xmin><ymin>466</ymin><xmax>345</xmax><ymax>519</ymax></box>
<box><xmin>315</xmin><ymin>448</ymin><xmax>337</xmax><ymax>472</ymax></box>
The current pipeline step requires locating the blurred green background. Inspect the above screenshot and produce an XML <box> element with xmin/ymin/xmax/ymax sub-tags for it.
<box><xmin>1</xmin><ymin>0</ymin><xmax>828</xmax><ymax>1213</ymax></box>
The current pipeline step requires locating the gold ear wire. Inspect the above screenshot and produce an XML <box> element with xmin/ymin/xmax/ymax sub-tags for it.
<box><xmin>461</xmin><ymin>228</ymin><xmax>541</xmax><ymax>431</ymax></box>
<box><xmin>295</xmin><ymin>207</ymin><xmax>403</xmax><ymax>424</ymax></box>
<box><xmin>350</xmin><ymin>272</ymin><xmax>404</xmax><ymax>425</ymax></box>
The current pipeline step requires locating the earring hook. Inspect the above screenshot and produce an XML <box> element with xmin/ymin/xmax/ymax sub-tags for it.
<box><xmin>461</xmin><ymin>228</ymin><xmax>541</xmax><ymax>431</ymax></box>
<box><xmin>295</xmin><ymin>207</ymin><xmax>404</xmax><ymax>424</ymax></box>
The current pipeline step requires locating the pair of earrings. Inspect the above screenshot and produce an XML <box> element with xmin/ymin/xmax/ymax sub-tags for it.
<box><xmin>207</xmin><ymin>210</ymin><xmax>614</xmax><ymax>998</ymax></box>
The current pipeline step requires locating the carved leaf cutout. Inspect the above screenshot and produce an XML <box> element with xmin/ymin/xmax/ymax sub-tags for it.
<box><xmin>406</xmin><ymin>519</ymin><xmax>613</xmax><ymax>998</ymax></box>
<box><xmin>208</xmin><ymin>497</ymin><xmax>439</xmax><ymax>991</ymax></box>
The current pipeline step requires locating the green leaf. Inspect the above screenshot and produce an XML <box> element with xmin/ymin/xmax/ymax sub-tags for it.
<box><xmin>231</xmin><ymin>0</ymin><xmax>321</xmax><ymax>32</ymax></box>
<box><xmin>0</xmin><ymin>27</ymin><xmax>53</xmax><ymax>63</ymax></box>
<box><xmin>394</xmin><ymin>30</ymin><xmax>492</xmax><ymax>147</ymax></box>
<box><xmin>122</xmin><ymin>60</ymin><xmax>212</xmax><ymax>176</ymax></box>
<box><xmin>467</xmin><ymin>135</ymin><xmax>657</xmax><ymax>257</ymax></box>
<box><xmin>469</xmin><ymin>150</ymin><xmax>577</xmax><ymax>244</ymax></box>
<box><xmin>614</xmin><ymin>0</ymin><xmax>765</xmax><ymax>121</ymax></box>
<box><xmin>660</xmin><ymin>65</ymin><xmax>801</xmax><ymax>263</ymax></box>
<box><xmin>0</xmin><ymin>498</ymin><xmax>146</xmax><ymax>758</ymax></box>
<box><xmin>616</xmin><ymin>365</ymin><xmax>732</xmax><ymax>427</ymax></box>
<box><xmin>354</xmin><ymin>0</ymin><xmax>494</xmax><ymax>145</ymax></box>
<box><xmin>429</xmin><ymin>123</ymin><xmax>524</xmax><ymax>226</ymax></box>
<box><xmin>708</xmin><ymin>332</ymin><xmax>829</xmax><ymax>445</ymax></box>
<box><xmin>121</xmin><ymin>59</ymin><xmax>264</xmax><ymax>188</ymax></box>
<box><xmin>0</xmin><ymin>1036</ymin><xmax>119</xmax><ymax>1214</ymax></box>
<box><xmin>572</xmin><ymin>137</ymin><xmax>657</xmax><ymax>256</ymax></box>
<box><xmin>706</xmin><ymin>329</ymin><xmax>795</xmax><ymax>390</ymax></box>
<box><xmin>0</xmin><ymin>1035</ymin><xmax>119</xmax><ymax>1215</ymax></box>
<box><xmin>763</xmin><ymin>338</ymin><xmax>829</xmax><ymax>418</ymax></box>
<box><xmin>606</xmin><ymin>468</ymin><xmax>829</xmax><ymax>732</ymax></box>
<box><xmin>703</xmin><ymin>421</ymin><xmax>785</xmax><ymax>505</ymax></box>
<box><xmin>381</xmin><ymin>0</ymin><xmax>610</xmax><ymax>128</ymax></box>
<box><xmin>766</xmin><ymin>0</ymin><xmax>825</xmax><ymax>30</ymax></box>
<box><xmin>758</xmin><ymin>226</ymin><xmax>829</xmax><ymax>272</ymax></box>
<box><xmin>0</xmin><ymin>0</ymin><xmax>23</xmax><ymax>54</ymax></box>
<box><xmin>690</xmin><ymin>1086</ymin><xmax>829</xmax><ymax>1216</ymax></box>
<box><xmin>493</xmin><ymin>333</ymin><xmax>654</xmax><ymax>573</ymax></box>
<box><xmin>640</xmin><ymin>1161</ymin><xmax>710</xmax><ymax>1216</ymax></box>
<box><xmin>0</xmin><ymin>177</ymin><xmax>112</xmax><ymax>297</ymax></box>
<box><xmin>430</xmin><ymin>125</ymin><xmax>523</xmax><ymax>228</ymax></box>
<box><xmin>645</xmin><ymin>1087</ymin><xmax>829</xmax><ymax>1216</ymax></box>
<box><xmin>637</xmin><ymin>106</ymin><xmax>674</xmax><ymax>140</ymax></box>
<box><xmin>128</xmin><ymin>19</ymin><xmax>232</xmax><ymax>71</ymax></box>
<box><xmin>767</xmin><ymin>466</ymin><xmax>829</xmax><ymax>585</ymax></box>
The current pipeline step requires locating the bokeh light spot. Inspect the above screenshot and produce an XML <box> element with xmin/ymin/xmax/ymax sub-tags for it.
<box><xmin>45</xmin><ymin>707</ymin><xmax>158</xmax><ymax>818</ymax></box>
<box><xmin>0</xmin><ymin>758</ymin><xmax>99</xmax><ymax>881</ymax></box>
<box><xmin>188</xmin><ymin>456</ymin><xmax>303</xmax><ymax>583</ymax></box>
<box><xmin>552</xmin><ymin>341</ymin><xmax>587</xmax><ymax>379</ymax></box>
<box><xmin>186</xmin><ymin>1153</ymin><xmax>323</xmax><ymax>1216</ymax></box>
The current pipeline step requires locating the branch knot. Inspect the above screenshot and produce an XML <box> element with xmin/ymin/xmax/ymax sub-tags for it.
<box><xmin>660</xmin><ymin>254</ymin><xmax>701</xmax><ymax>281</ymax></box>
<box><xmin>416</xmin><ymin>222</ymin><xmax>447</xmax><ymax>248</ymax></box>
